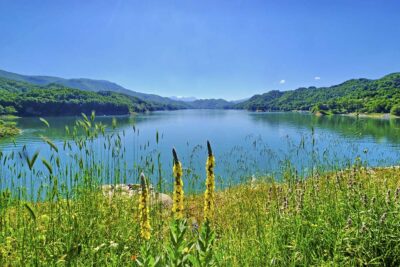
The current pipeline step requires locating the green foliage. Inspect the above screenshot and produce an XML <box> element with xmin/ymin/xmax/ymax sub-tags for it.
<box><xmin>165</xmin><ymin>219</ymin><xmax>192</xmax><ymax>266</ymax></box>
<box><xmin>0</xmin><ymin>119</ymin><xmax>19</xmax><ymax>137</ymax></box>
<box><xmin>237</xmin><ymin>73</ymin><xmax>400</xmax><ymax>114</ymax></box>
<box><xmin>0</xmin><ymin>104</ymin><xmax>17</xmax><ymax>115</ymax></box>
<box><xmin>190</xmin><ymin>220</ymin><xmax>218</xmax><ymax>267</ymax></box>
<box><xmin>4</xmin><ymin>106</ymin><xmax>17</xmax><ymax>114</ymax></box>
<box><xmin>136</xmin><ymin>219</ymin><xmax>218</xmax><ymax>267</ymax></box>
<box><xmin>390</xmin><ymin>104</ymin><xmax>400</xmax><ymax>116</ymax></box>
<box><xmin>135</xmin><ymin>244</ymin><xmax>162</xmax><ymax>267</ymax></box>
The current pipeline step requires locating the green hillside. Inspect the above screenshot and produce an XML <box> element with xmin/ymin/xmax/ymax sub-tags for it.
<box><xmin>0</xmin><ymin>69</ymin><xmax>189</xmax><ymax>109</ymax></box>
<box><xmin>0</xmin><ymin>77</ymin><xmax>160</xmax><ymax>116</ymax></box>
<box><xmin>236</xmin><ymin>73</ymin><xmax>400</xmax><ymax>114</ymax></box>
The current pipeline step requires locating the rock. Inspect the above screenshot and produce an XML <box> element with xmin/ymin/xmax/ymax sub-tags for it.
<box><xmin>114</xmin><ymin>184</ymin><xmax>131</xmax><ymax>193</ymax></box>
<box><xmin>101</xmin><ymin>183</ymin><xmax>172</xmax><ymax>208</ymax></box>
<box><xmin>151</xmin><ymin>192</ymin><xmax>173</xmax><ymax>208</ymax></box>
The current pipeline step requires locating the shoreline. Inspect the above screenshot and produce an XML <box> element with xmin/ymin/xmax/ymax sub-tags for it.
<box><xmin>341</xmin><ymin>112</ymin><xmax>399</xmax><ymax>119</ymax></box>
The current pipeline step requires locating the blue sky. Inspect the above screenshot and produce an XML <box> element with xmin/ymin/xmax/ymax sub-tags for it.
<box><xmin>1</xmin><ymin>0</ymin><xmax>400</xmax><ymax>100</ymax></box>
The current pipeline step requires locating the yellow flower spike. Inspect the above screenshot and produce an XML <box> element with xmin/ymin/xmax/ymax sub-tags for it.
<box><xmin>172</xmin><ymin>148</ymin><xmax>184</xmax><ymax>219</ymax></box>
<box><xmin>204</xmin><ymin>141</ymin><xmax>215</xmax><ymax>222</ymax></box>
<box><xmin>139</xmin><ymin>172</ymin><xmax>151</xmax><ymax>240</ymax></box>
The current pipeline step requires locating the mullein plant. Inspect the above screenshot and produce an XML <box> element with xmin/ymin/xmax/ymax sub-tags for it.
<box><xmin>190</xmin><ymin>141</ymin><xmax>218</xmax><ymax>267</ymax></box>
<box><xmin>204</xmin><ymin>141</ymin><xmax>215</xmax><ymax>222</ymax></box>
<box><xmin>136</xmin><ymin>173</ymin><xmax>162</xmax><ymax>267</ymax></box>
<box><xmin>165</xmin><ymin>148</ymin><xmax>192</xmax><ymax>266</ymax></box>
<box><xmin>137</xmin><ymin>146</ymin><xmax>218</xmax><ymax>266</ymax></box>
<box><xmin>139</xmin><ymin>172</ymin><xmax>151</xmax><ymax>240</ymax></box>
<box><xmin>172</xmin><ymin>148</ymin><xmax>184</xmax><ymax>219</ymax></box>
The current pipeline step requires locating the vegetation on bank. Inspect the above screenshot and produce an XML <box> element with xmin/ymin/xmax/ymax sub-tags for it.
<box><xmin>237</xmin><ymin>72</ymin><xmax>400</xmax><ymax>115</ymax></box>
<box><xmin>0</xmin><ymin>120</ymin><xmax>19</xmax><ymax>138</ymax></box>
<box><xmin>0</xmin><ymin>115</ymin><xmax>399</xmax><ymax>266</ymax></box>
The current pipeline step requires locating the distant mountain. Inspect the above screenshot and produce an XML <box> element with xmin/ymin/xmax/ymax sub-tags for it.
<box><xmin>169</xmin><ymin>96</ymin><xmax>198</xmax><ymax>102</ymax></box>
<box><xmin>187</xmin><ymin>99</ymin><xmax>234</xmax><ymax>109</ymax></box>
<box><xmin>0</xmin><ymin>69</ymin><xmax>240</xmax><ymax>110</ymax></box>
<box><xmin>0</xmin><ymin>69</ymin><xmax>188</xmax><ymax>109</ymax></box>
<box><xmin>236</xmin><ymin>73</ymin><xmax>400</xmax><ymax>114</ymax></box>
<box><xmin>231</xmin><ymin>98</ymin><xmax>249</xmax><ymax>104</ymax></box>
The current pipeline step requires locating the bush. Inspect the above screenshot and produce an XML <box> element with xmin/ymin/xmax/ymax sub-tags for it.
<box><xmin>390</xmin><ymin>105</ymin><xmax>400</xmax><ymax>116</ymax></box>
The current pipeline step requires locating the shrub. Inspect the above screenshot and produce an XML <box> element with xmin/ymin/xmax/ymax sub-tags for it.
<box><xmin>390</xmin><ymin>105</ymin><xmax>400</xmax><ymax>116</ymax></box>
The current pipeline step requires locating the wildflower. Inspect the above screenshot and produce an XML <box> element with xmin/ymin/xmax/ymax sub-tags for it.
<box><xmin>282</xmin><ymin>196</ymin><xmax>289</xmax><ymax>211</ymax></box>
<box><xmin>268</xmin><ymin>186</ymin><xmax>273</xmax><ymax>200</ymax></box>
<box><xmin>360</xmin><ymin>222</ymin><xmax>367</xmax><ymax>233</ymax></box>
<box><xmin>139</xmin><ymin>173</ymin><xmax>151</xmax><ymax>240</ymax></box>
<box><xmin>346</xmin><ymin>217</ymin><xmax>353</xmax><ymax>228</ymax></box>
<box><xmin>361</xmin><ymin>194</ymin><xmax>368</xmax><ymax>206</ymax></box>
<box><xmin>386</xmin><ymin>189</ymin><xmax>391</xmax><ymax>204</ymax></box>
<box><xmin>379</xmin><ymin>212</ymin><xmax>387</xmax><ymax>224</ymax></box>
<box><xmin>347</xmin><ymin>179</ymin><xmax>354</xmax><ymax>190</ymax></box>
<box><xmin>131</xmin><ymin>254</ymin><xmax>137</xmax><ymax>261</ymax></box>
<box><xmin>296</xmin><ymin>189</ymin><xmax>304</xmax><ymax>213</ymax></box>
<box><xmin>172</xmin><ymin>148</ymin><xmax>184</xmax><ymax>219</ymax></box>
<box><xmin>93</xmin><ymin>243</ymin><xmax>106</xmax><ymax>252</ymax></box>
<box><xmin>204</xmin><ymin>141</ymin><xmax>215</xmax><ymax>221</ymax></box>
<box><xmin>109</xmin><ymin>241</ymin><xmax>118</xmax><ymax>248</ymax></box>
<box><xmin>395</xmin><ymin>187</ymin><xmax>400</xmax><ymax>202</ymax></box>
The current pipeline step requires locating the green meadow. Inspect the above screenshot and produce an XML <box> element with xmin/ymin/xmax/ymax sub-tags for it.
<box><xmin>0</xmin><ymin>114</ymin><xmax>399</xmax><ymax>266</ymax></box>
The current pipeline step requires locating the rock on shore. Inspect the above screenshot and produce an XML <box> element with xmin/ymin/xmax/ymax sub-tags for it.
<box><xmin>101</xmin><ymin>184</ymin><xmax>173</xmax><ymax>208</ymax></box>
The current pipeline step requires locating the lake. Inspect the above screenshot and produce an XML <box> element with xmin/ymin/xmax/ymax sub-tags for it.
<box><xmin>1</xmin><ymin>110</ymin><xmax>400</xmax><ymax>195</ymax></box>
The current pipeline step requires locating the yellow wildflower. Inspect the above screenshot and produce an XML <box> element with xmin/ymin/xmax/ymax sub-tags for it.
<box><xmin>204</xmin><ymin>141</ymin><xmax>215</xmax><ymax>221</ymax></box>
<box><xmin>172</xmin><ymin>148</ymin><xmax>184</xmax><ymax>219</ymax></box>
<box><xmin>139</xmin><ymin>173</ymin><xmax>151</xmax><ymax>240</ymax></box>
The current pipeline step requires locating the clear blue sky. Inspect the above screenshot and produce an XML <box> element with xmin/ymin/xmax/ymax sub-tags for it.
<box><xmin>1</xmin><ymin>0</ymin><xmax>400</xmax><ymax>100</ymax></box>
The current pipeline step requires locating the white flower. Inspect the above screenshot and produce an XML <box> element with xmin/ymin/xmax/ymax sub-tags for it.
<box><xmin>93</xmin><ymin>243</ymin><xmax>106</xmax><ymax>252</ymax></box>
<box><xmin>109</xmin><ymin>241</ymin><xmax>118</xmax><ymax>248</ymax></box>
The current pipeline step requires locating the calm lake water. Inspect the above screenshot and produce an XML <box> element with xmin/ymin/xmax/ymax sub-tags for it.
<box><xmin>1</xmin><ymin>110</ymin><xmax>400</xmax><ymax>193</ymax></box>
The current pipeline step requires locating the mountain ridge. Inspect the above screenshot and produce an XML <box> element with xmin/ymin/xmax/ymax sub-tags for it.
<box><xmin>3</xmin><ymin>69</ymin><xmax>400</xmax><ymax>114</ymax></box>
<box><xmin>236</xmin><ymin>72</ymin><xmax>400</xmax><ymax>114</ymax></box>
<box><xmin>0</xmin><ymin>69</ymin><xmax>190</xmax><ymax>108</ymax></box>
<box><xmin>0</xmin><ymin>69</ymin><xmax>236</xmax><ymax>109</ymax></box>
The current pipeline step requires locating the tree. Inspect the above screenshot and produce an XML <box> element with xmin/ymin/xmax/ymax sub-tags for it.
<box><xmin>390</xmin><ymin>105</ymin><xmax>400</xmax><ymax>116</ymax></box>
<box><xmin>4</xmin><ymin>106</ymin><xmax>17</xmax><ymax>115</ymax></box>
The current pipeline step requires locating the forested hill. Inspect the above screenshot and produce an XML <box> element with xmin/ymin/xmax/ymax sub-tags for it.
<box><xmin>236</xmin><ymin>73</ymin><xmax>400</xmax><ymax>114</ymax></box>
<box><xmin>0</xmin><ymin>77</ymin><xmax>173</xmax><ymax>116</ymax></box>
<box><xmin>0</xmin><ymin>69</ymin><xmax>188</xmax><ymax>109</ymax></box>
<box><xmin>0</xmin><ymin>69</ymin><xmax>237</xmax><ymax>110</ymax></box>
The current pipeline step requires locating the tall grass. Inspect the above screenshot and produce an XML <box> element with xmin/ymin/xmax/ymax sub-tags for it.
<box><xmin>0</xmin><ymin>113</ymin><xmax>399</xmax><ymax>266</ymax></box>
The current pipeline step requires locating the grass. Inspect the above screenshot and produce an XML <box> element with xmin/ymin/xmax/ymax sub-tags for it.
<box><xmin>0</xmin><ymin>114</ymin><xmax>400</xmax><ymax>266</ymax></box>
